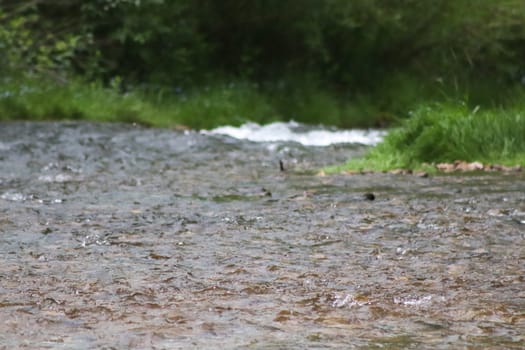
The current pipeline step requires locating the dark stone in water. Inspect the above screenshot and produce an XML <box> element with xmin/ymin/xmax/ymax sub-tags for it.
<box><xmin>364</xmin><ymin>192</ymin><xmax>375</xmax><ymax>201</ymax></box>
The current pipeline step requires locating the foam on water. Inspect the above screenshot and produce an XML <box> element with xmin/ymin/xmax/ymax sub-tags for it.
<box><xmin>0</xmin><ymin>192</ymin><xmax>27</xmax><ymax>202</ymax></box>
<box><xmin>204</xmin><ymin>121</ymin><xmax>386</xmax><ymax>146</ymax></box>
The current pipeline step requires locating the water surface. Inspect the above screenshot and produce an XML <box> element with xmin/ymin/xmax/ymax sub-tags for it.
<box><xmin>0</xmin><ymin>122</ymin><xmax>524</xmax><ymax>349</ymax></box>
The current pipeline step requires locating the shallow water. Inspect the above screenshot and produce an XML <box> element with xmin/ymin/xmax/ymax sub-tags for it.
<box><xmin>0</xmin><ymin>122</ymin><xmax>524</xmax><ymax>349</ymax></box>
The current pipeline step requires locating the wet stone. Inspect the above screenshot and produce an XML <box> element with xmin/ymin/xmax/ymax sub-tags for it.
<box><xmin>0</xmin><ymin>121</ymin><xmax>524</xmax><ymax>349</ymax></box>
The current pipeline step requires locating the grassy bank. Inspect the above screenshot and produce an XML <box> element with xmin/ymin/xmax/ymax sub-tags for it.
<box><xmin>0</xmin><ymin>75</ymin><xmax>393</xmax><ymax>129</ymax></box>
<box><xmin>2</xmin><ymin>73</ymin><xmax>501</xmax><ymax>130</ymax></box>
<box><xmin>327</xmin><ymin>102</ymin><xmax>525</xmax><ymax>173</ymax></box>
<box><xmin>0</xmin><ymin>77</ymin><xmax>270</xmax><ymax>129</ymax></box>
<box><xmin>2</xmin><ymin>76</ymin><xmax>525</xmax><ymax>172</ymax></box>
<box><xmin>1</xmin><ymin>74</ymin><xmax>519</xmax><ymax>131</ymax></box>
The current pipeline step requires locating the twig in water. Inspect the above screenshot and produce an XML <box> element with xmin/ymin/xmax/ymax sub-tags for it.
<box><xmin>279</xmin><ymin>160</ymin><xmax>285</xmax><ymax>172</ymax></box>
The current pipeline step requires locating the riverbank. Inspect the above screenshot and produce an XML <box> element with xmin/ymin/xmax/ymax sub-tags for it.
<box><xmin>0</xmin><ymin>75</ymin><xmax>388</xmax><ymax>129</ymax></box>
<box><xmin>2</xmin><ymin>76</ymin><xmax>525</xmax><ymax>171</ymax></box>
<box><xmin>2</xmin><ymin>74</ymin><xmax>524</xmax><ymax>131</ymax></box>
<box><xmin>326</xmin><ymin>102</ymin><xmax>525</xmax><ymax>173</ymax></box>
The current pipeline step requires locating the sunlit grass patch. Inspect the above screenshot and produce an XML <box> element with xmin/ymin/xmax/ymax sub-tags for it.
<box><xmin>328</xmin><ymin>102</ymin><xmax>525</xmax><ymax>173</ymax></box>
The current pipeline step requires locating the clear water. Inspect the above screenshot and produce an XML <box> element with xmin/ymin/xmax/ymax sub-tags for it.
<box><xmin>0</xmin><ymin>121</ymin><xmax>523</xmax><ymax>349</ymax></box>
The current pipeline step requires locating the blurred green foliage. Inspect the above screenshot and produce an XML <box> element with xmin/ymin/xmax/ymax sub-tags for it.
<box><xmin>4</xmin><ymin>0</ymin><xmax>525</xmax><ymax>83</ymax></box>
<box><xmin>1</xmin><ymin>0</ymin><xmax>525</xmax><ymax>126</ymax></box>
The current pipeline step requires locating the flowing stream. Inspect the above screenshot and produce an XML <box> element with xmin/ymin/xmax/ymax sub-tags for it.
<box><xmin>0</xmin><ymin>121</ymin><xmax>524</xmax><ymax>349</ymax></box>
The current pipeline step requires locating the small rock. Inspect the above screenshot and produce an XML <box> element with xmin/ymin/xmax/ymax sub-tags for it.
<box><xmin>364</xmin><ymin>193</ymin><xmax>375</xmax><ymax>201</ymax></box>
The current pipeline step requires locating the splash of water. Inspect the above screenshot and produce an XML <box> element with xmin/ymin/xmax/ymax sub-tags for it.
<box><xmin>204</xmin><ymin>121</ymin><xmax>386</xmax><ymax>146</ymax></box>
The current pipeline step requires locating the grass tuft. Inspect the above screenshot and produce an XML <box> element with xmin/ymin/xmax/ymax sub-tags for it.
<box><xmin>330</xmin><ymin>102</ymin><xmax>525</xmax><ymax>173</ymax></box>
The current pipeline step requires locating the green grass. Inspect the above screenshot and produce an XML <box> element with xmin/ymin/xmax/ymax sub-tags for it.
<box><xmin>0</xmin><ymin>75</ymin><xmax>393</xmax><ymax>129</ymax></box>
<box><xmin>3</xmin><ymin>70</ymin><xmax>517</xmax><ymax>132</ymax></box>
<box><xmin>327</xmin><ymin>101</ymin><xmax>525</xmax><ymax>173</ymax></box>
<box><xmin>0</xmin><ymin>77</ymin><xmax>161</xmax><ymax>124</ymax></box>
<box><xmin>0</xmin><ymin>77</ymin><xmax>280</xmax><ymax>129</ymax></box>
<box><xmin>165</xmin><ymin>82</ymin><xmax>278</xmax><ymax>129</ymax></box>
